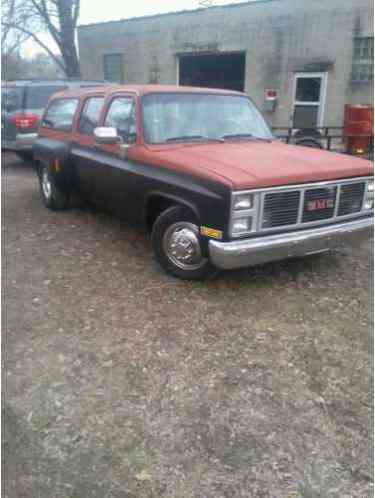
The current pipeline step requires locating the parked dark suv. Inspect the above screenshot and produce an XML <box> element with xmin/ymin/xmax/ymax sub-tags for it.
<box><xmin>1</xmin><ymin>79</ymin><xmax>109</xmax><ymax>160</ymax></box>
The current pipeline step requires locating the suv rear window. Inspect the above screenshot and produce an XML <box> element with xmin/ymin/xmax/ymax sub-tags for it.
<box><xmin>25</xmin><ymin>85</ymin><xmax>67</xmax><ymax>109</ymax></box>
<box><xmin>42</xmin><ymin>98</ymin><xmax>79</xmax><ymax>131</ymax></box>
<box><xmin>1</xmin><ymin>87</ymin><xmax>24</xmax><ymax>112</ymax></box>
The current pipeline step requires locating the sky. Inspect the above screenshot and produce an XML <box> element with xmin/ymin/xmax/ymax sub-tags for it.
<box><xmin>22</xmin><ymin>0</ymin><xmax>251</xmax><ymax>57</ymax></box>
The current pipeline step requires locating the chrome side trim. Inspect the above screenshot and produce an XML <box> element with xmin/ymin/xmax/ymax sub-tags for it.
<box><xmin>333</xmin><ymin>184</ymin><xmax>341</xmax><ymax>218</ymax></box>
<box><xmin>209</xmin><ymin>216</ymin><xmax>373</xmax><ymax>270</ymax></box>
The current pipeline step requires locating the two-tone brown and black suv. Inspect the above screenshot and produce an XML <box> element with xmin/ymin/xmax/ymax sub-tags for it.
<box><xmin>33</xmin><ymin>85</ymin><xmax>374</xmax><ymax>280</ymax></box>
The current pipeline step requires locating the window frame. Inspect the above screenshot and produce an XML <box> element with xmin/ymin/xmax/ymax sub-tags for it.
<box><xmin>77</xmin><ymin>95</ymin><xmax>105</xmax><ymax>136</ymax></box>
<box><xmin>102</xmin><ymin>93</ymin><xmax>138</xmax><ymax>143</ymax></box>
<box><xmin>352</xmin><ymin>36</ymin><xmax>374</xmax><ymax>83</ymax></box>
<box><xmin>41</xmin><ymin>97</ymin><xmax>80</xmax><ymax>132</ymax></box>
<box><xmin>103</xmin><ymin>53</ymin><xmax>124</xmax><ymax>84</ymax></box>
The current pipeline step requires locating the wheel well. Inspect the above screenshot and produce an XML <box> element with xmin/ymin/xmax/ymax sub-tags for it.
<box><xmin>145</xmin><ymin>195</ymin><xmax>196</xmax><ymax>232</ymax></box>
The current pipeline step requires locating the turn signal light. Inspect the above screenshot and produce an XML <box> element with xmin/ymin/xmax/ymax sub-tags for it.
<box><xmin>12</xmin><ymin>113</ymin><xmax>39</xmax><ymax>129</ymax></box>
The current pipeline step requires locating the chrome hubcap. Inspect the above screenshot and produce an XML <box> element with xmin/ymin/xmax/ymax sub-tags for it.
<box><xmin>41</xmin><ymin>169</ymin><xmax>52</xmax><ymax>199</ymax></box>
<box><xmin>163</xmin><ymin>222</ymin><xmax>206</xmax><ymax>270</ymax></box>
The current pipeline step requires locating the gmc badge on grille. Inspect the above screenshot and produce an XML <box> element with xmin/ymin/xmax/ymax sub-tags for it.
<box><xmin>307</xmin><ymin>199</ymin><xmax>335</xmax><ymax>211</ymax></box>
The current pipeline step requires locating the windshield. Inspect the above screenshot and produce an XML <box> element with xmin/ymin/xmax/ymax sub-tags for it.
<box><xmin>142</xmin><ymin>92</ymin><xmax>273</xmax><ymax>144</ymax></box>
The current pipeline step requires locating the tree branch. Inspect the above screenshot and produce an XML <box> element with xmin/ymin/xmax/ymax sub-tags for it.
<box><xmin>29</xmin><ymin>0</ymin><xmax>61</xmax><ymax>46</ymax></box>
<box><xmin>3</xmin><ymin>22</ymin><xmax>66</xmax><ymax>73</ymax></box>
<box><xmin>73</xmin><ymin>0</ymin><xmax>80</xmax><ymax>25</ymax></box>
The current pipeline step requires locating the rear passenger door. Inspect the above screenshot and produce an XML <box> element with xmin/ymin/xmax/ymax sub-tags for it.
<box><xmin>71</xmin><ymin>95</ymin><xmax>105</xmax><ymax>198</ymax></box>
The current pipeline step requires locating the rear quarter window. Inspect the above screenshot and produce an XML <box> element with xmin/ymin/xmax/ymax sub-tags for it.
<box><xmin>26</xmin><ymin>86</ymin><xmax>67</xmax><ymax>109</ymax></box>
<box><xmin>42</xmin><ymin>98</ymin><xmax>79</xmax><ymax>131</ymax></box>
<box><xmin>2</xmin><ymin>87</ymin><xmax>24</xmax><ymax>112</ymax></box>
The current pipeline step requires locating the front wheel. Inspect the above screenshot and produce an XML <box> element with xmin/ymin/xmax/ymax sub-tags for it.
<box><xmin>38</xmin><ymin>163</ymin><xmax>70</xmax><ymax>210</ymax></box>
<box><xmin>151</xmin><ymin>205</ymin><xmax>218</xmax><ymax>280</ymax></box>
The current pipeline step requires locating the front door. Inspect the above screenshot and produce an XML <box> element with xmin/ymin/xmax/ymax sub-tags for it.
<box><xmin>92</xmin><ymin>94</ymin><xmax>138</xmax><ymax>217</ymax></box>
<box><xmin>292</xmin><ymin>72</ymin><xmax>327</xmax><ymax>129</ymax></box>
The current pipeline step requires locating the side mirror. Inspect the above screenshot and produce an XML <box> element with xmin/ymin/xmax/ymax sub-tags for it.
<box><xmin>93</xmin><ymin>127</ymin><xmax>121</xmax><ymax>145</ymax></box>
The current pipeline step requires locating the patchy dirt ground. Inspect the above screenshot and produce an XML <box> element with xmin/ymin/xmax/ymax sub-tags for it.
<box><xmin>2</xmin><ymin>151</ymin><xmax>373</xmax><ymax>498</ymax></box>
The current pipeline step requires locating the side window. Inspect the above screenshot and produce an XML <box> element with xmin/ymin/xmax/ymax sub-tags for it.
<box><xmin>78</xmin><ymin>97</ymin><xmax>104</xmax><ymax>135</ymax></box>
<box><xmin>104</xmin><ymin>96</ymin><xmax>137</xmax><ymax>143</ymax></box>
<box><xmin>42</xmin><ymin>98</ymin><xmax>79</xmax><ymax>131</ymax></box>
<box><xmin>25</xmin><ymin>86</ymin><xmax>67</xmax><ymax>109</ymax></box>
<box><xmin>2</xmin><ymin>88</ymin><xmax>23</xmax><ymax>112</ymax></box>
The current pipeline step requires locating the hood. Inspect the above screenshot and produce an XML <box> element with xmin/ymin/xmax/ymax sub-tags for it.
<box><xmin>139</xmin><ymin>140</ymin><xmax>373</xmax><ymax>189</ymax></box>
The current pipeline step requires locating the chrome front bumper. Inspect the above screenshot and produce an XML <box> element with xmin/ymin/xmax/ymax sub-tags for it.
<box><xmin>2</xmin><ymin>133</ymin><xmax>38</xmax><ymax>151</ymax></box>
<box><xmin>209</xmin><ymin>216</ymin><xmax>374</xmax><ymax>270</ymax></box>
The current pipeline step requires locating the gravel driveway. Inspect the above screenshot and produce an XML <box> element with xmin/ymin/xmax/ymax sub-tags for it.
<box><xmin>2</xmin><ymin>152</ymin><xmax>373</xmax><ymax>498</ymax></box>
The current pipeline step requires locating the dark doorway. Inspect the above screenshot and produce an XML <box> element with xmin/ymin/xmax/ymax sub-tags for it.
<box><xmin>179</xmin><ymin>53</ymin><xmax>246</xmax><ymax>91</ymax></box>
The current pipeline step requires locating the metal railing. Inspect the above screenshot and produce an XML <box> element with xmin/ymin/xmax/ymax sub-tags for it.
<box><xmin>272</xmin><ymin>126</ymin><xmax>373</xmax><ymax>156</ymax></box>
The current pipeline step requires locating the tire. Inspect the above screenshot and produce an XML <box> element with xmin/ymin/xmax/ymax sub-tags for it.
<box><xmin>151</xmin><ymin>205</ymin><xmax>218</xmax><ymax>280</ymax></box>
<box><xmin>295</xmin><ymin>138</ymin><xmax>323</xmax><ymax>149</ymax></box>
<box><xmin>16</xmin><ymin>151</ymin><xmax>33</xmax><ymax>162</ymax></box>
<box><xmin>38</xmin><ymin>162</ymin><xmax>70</xmax><ymax>210</ymax></box>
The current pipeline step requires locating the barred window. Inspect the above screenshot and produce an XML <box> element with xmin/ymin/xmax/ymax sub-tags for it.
<box><xmin>103</xmin><ymin>54</ymin><xmax>124</xmax><ymax>83</ymax></box>
<box><xmin>352</xmin><ymin>37</ymin><xmax>374</xmax><ymax>83</ymax></box>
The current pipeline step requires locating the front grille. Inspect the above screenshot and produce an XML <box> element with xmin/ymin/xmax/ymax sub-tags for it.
<box><xmin>302</xmin><ymin>187</ymin><xmax>337</xmax><ymax>223</ymax></box>
<box><xmin>338</xmin><ymin>183</ymin><xmax>365</xmax><ymax>216</ymax></box>
<box><xmin>258</xmin><ymin>178</ymin><xmax>370</xmax><ymax>232</ymax></box>
<box><xmin>262</xmin><ymin>191</ymin><xmax>300</xmax><ymax>228</ymax></box>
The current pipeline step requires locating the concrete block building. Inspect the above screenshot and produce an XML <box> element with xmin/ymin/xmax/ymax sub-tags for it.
<box><xmin>78</xmin><ymin>0</ymin><xmax>373</xmax><ymax>129</ymax></box>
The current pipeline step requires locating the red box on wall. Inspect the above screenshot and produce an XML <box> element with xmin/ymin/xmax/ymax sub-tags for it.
<box><xmin>344</xmin><ymin>104</ymin><xmax>374</xmax><ymax>155</ymax></box>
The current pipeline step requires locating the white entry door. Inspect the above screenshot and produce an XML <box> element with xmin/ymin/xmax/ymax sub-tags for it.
<box><xmin>292</xmin><ymin>72</ymin><xmax>328</xmax><ymax>129</ymax></box>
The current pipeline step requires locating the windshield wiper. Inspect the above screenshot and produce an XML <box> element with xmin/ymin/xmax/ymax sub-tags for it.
<box><xmin>222</xmin><ymin>133</ymin><xmax>272</xmax><ymax>142</ymax></box>
<box><xmin>166</xmin><ymin>135</ymin><xmax>224</xmax><ymax>143</ymax></box>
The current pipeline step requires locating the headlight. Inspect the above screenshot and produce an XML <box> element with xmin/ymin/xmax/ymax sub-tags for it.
<box><xmin>232</xmin><ymin>217</ymin><xmax>252</xmax><ymax>234</ymax></box>
<box><xmin>231</xmin><ymin>191</ymin><xmax>259</xmax><ymax>237</ymax></box>
<box><xmin>364</xmin><ymin>180</ymin><xmax>374</xmax><ymax>210</ymax></box>
<box><xmin>233</xmin><ymin>194</ymin><xmax>254</xmax><ymax>210</ymax></box>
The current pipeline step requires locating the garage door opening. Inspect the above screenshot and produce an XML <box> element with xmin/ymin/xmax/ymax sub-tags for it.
<box><xmin>179</xmin><ymin>52</ymin><xmax>246</xmax><ymax>92</ymax></box>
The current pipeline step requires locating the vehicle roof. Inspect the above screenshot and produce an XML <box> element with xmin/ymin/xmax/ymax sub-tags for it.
<box><xmin>3</xmin><ymin>79</ymin><xmax>109</xmax><ymax>87</ymax></box>
<box><xmin>50</xmin><ymin>84</ymin><xmax>246</xmax><ymax>99</ymax></box>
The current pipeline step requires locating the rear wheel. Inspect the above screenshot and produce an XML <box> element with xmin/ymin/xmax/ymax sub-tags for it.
<box><xmin>151</xmin><ymin>205</ymin><xmax>218</xmax><ymax>280</ymax></box>
<box><xmin>38</xmin><ymin>163</ymin><xmax>69</xmax><ymax>210</ymax></box>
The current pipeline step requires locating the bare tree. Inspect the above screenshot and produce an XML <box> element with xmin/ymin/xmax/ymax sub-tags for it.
<box><xmin>2</xmin><ymin>51</ymin><xmax>64</xmax><ymax>79</ymax></box>
<box><xmin>2</xmin><ymin>0</ymin><xmax>30</xmax><ymax>56</ymax></box>
<box><xmin>2</xmin><ymin>0</ymin><xmax>81</xmax><ymax>77</ymax></box>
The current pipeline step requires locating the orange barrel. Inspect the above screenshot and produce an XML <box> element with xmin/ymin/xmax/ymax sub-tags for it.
<box><xmin>343</xmin><ymin>104</ymin><xmax>374</xmax><ymax>155</ymax></box>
